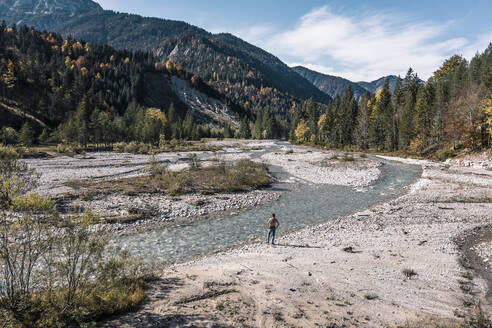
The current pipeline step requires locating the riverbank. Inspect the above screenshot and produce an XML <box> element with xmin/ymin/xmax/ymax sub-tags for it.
<box><xmin>102</xmin><ymin>155</ymin><xmax>492</xmax><ymax>327</ymax></box>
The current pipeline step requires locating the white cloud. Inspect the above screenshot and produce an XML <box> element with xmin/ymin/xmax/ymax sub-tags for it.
<box><xmin>238</xmin><ymin>6</ymin><xmax>491</xmax><ymax>81</ymax></box>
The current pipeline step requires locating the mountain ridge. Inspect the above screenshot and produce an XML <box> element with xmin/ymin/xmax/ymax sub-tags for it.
<box><xmin>292</xmin><ymin>65</ymin><xmax>403</xmax><ymax>99</ymax></box>
<box><xmin>292</xmin><ymin>66</ymin><xmax>369</xmax><ymax>100</ymax></box>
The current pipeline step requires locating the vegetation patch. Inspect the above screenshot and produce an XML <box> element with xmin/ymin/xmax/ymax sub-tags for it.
<box><xmin>0</xmin><ymin>154</ymin><xmax>160</xmax><ymax>328</ymax></box>
<box><xmin>66</xmin><ymin>159</ymin><xmax>271</xmax><ymax>199</ymax></box>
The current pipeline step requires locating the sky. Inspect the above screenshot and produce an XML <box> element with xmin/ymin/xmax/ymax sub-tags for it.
<box><xmin>94</xmin><ymin>0</ymin><xmax>492</xmax><ymax>82</ymax></box>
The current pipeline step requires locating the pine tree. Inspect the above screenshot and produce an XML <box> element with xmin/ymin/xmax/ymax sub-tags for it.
<box><xmin>182</xmin><ymin>111</ymin><xmax>194</xmax><ymax>140</ymax></box>
<box><xmin>38</xmin><ymin>129</ymin><xmax>49</xmax><ymax>144</ymax></box>
<box><xmin>414</xmin><ymin>83</ymin><xmax>435</xmax><ymax>150</ymax></box>
<box><xmin>391</xmin><ymin>77</ymin><xmax>404</xmax><ymax>149</ymax></box>
<box><xmin>355</xmin><ymin>92</ymin><xmax>371</xmax><ymax>150</ymax></box>
<box><xmin>399</xmin><ymin>68</ymin><xmax>421</xmax><ymax>149</ymax></box>
<box><xmin>238</xmin><ymin>118</ymin><xmax>251</xmax><ymax>139</ymax></box>
<box><xmin>337</xmin><ymin>85</ymin><xmax>356</xmax><ymax>147</ymax></box>
<box><xmin>74</xmin><ymin>100</ymin><xmax>89</xmax><ymax>146</ymax></box>
<box><xmin>19</xmin><ymin>122</ymin><xmax>35</xmax><ymax>147</ymax></box>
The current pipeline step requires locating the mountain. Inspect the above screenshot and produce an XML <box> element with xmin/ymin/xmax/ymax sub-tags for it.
<box><xmin>0</xmin><ymin>0</ymin><xmax>331</xmax><ymax>116</ymax></box>
<box><xmin>0</xmin><ymin>0</ymin><xmax>103</xmax><ymax>31</ymax></box>
<box><xmin>0</xmin><ymin>26</ymin><xmax>242</xmax><ymax>136</ymax></box>
<box><xmin>292</xmin><ymin>66</ymin><xmax>368</xmax><ymax>100</ymax></box>
<box><xmin>357</xmin><ymin>75</ymin><xmax>400</xmax><ymax>94</ymax></box>
<box><xmin>292</xmin><ymin>65</ymin><xmax>404</xmax><ymax>100</ymax></box>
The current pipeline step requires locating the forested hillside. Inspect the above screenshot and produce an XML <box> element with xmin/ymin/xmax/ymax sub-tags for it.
<box><xmin>0</xmin><ymin>0</ymin><xmax>331</xmax><ymax>117</ymax></box>
<box><xmin>291</xmin><ymin>51</ymin><xmax>492</xmax><ymax>156</ymax></box>
<box><xmin>0</xmin><ymin>24</ymin><xmax>250</xmax><ymax>146</ymax></box>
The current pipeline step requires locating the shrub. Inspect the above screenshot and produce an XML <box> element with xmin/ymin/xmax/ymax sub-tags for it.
<box><xmin>0</xmin><ymin>157</ymin><xmax>158</xmax><ymax>327</ymax></box>
<box><xmin>0</xmin><ymin>145</ymin><xmax>18</xmax><ymax>160</ymax></box>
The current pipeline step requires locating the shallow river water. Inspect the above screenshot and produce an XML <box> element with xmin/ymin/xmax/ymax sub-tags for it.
<box><xmin>113</xmin><ymin>142</ymin><xmax>422</xmax><ymax>265</ymax></box>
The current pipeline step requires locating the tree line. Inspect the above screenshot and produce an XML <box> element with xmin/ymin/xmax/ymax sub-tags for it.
<box><xmin>291</xmin><ymin>51</ymin><xmax>492</xmax><ymax>155</ymax></box>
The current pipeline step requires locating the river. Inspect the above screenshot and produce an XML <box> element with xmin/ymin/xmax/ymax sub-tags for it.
<box><xmin>113</xmin><ymin>142</ymin><xmax>422</xmax><ymax>265</ymax></box>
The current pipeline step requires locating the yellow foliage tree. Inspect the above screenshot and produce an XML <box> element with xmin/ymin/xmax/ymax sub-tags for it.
<box><xmin>110</xmin><ymin>55</ymin><xmax>116</xmax><ymax>62</ymax></box>
<box><xmin>65</xmin><ymin>56</ymin><xmax>72</xmax><ymax>67</ymax></box>
<box><xmin>295</xmin><ymin>120</ymin><xmax>311</xmax><ymax>143</ymax></box>
<box><xmin>146</xmin><ymin>108</ymin><xmax>167</xmax><ymax>124</ymax></box>
<box><xmin>2</xmin><ymin>59</ymin><xmax>17</xmax><ymax>88</ymax></box>
<box><xmin>165</xmin><ymin>60</ymin><xmax>175</xmax><ymax>71</ymax></box>
<box><xmin>61</xmin><ymin>40</ymin><xmax>70</xmax><ymax>54</ymax></box>
<box><xmin>483</xmin><ymin>97</ymin><xmax>492</xmax><ymax>136</ymax></box>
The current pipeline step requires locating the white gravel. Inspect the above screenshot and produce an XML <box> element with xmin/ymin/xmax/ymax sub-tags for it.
<box><xmin>261</xmin><ymin>150</ymin><xmax>381</xmax><ymax>187</ymax></box>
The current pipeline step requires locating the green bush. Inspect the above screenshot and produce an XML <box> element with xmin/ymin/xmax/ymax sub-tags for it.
<box><xmin>0</xmin><ymin>156</ymin><xmax>159</xmax><ymax>327</ymax></box>
<box><xmin>0</xmin><ymin>145</ymin><xmax>18</xmax><ymax>160</ymax></box>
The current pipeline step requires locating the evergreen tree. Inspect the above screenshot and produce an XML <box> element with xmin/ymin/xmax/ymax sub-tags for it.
<box><xmin>238</xmin><ymin>118</ymin><xmax>251</xmax><ymax>139</ymax></box>
<box><xmin>414</xmin><ymin>83</ymin><xmax>436</xmax><ymax>150</ymax></box>
<box><xmin>19</xmin><ymin>122</ymin><xmax>35</xmax><ymax>147</ymax></box>
<box><xmin>337</xmin><ymin>85</ymin><xmax>357</xmax><ymax>147</ymax></box>
<box><xmin>399</xmin><ymin>68</ymin><xmax>421</xmax><ymax>149</ymax></box>
<box><xmin>38</xmin><ymin>128</ymin><xmax>50</xmax><ymax>144</ymax></box>
<box><xmin>74</xmin><ymin>100</ymin><xmax>89</xmax><ymax>146</ymax></box>
<box><xmin>355</xmin><ymin>92</ymin><xmax>371</xmax><ymax>150</ymax></box>
<box><xmin>182</xmin><ymin>111</ymin><xmax>194</xmax><ymax>140</ymax></box>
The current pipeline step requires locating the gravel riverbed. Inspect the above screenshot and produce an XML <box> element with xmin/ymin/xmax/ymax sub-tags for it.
<box><xmin>102</xmin><ymin>153</ymin><xmax>492</xmax><ymax>328</ymax></box>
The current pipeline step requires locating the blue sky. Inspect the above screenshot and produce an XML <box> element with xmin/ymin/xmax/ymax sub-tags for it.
<box><xmin>94</xmin><ymin>0</ymin><xmax>492</xmax><ymax>81</ymax></box>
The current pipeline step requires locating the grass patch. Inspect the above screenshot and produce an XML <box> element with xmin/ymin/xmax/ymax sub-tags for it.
<box><xmin>67</xmin><ymin>159</ymin><xmax>271</xmax><ymax>200</ymax></box>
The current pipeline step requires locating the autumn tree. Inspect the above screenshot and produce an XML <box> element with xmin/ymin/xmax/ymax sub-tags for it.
<box><xmin>294</xmin><ymin>120</ymin><xmax>311</xmax><ymax>143</ymax></box>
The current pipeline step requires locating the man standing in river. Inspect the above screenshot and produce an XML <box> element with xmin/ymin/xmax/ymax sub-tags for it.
<box><xmin>267</xmin><ymin>213</ymin><xmax>279</xmax><ymax>245</ymax></box>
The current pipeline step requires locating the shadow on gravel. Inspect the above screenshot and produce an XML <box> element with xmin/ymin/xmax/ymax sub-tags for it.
<box><xmin>102</xmin><ymin>313</ymin><xmax>236</xmax><ymax>328</ymax></box>
<box><xmin>274</xmin><ymin>243</ymin><xmax>322</xmax><ymax>249</ymax></box>
<box><xmin>457</xmin><ymin>224</ymin><xmax>492</xmax><ymax>304</ymax></box>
